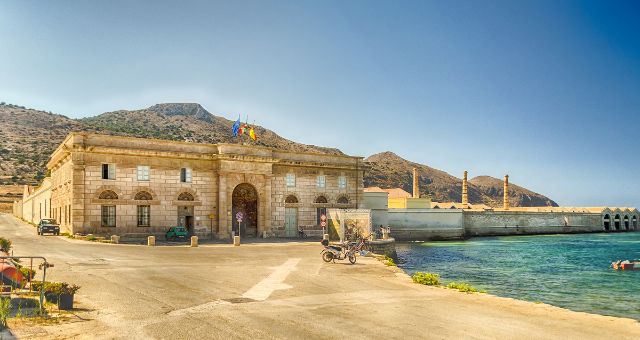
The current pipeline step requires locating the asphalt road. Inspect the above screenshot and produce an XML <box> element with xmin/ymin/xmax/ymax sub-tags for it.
<box><xmin>1</xmin><ymin>213</ymin><xmax>639</xmax><ymax>340</ymax></box>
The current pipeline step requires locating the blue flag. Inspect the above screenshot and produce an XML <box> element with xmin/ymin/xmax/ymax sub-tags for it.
<box><xmin>232</xmin><ymin>116</ymin><xmax>241</xmax><ymax>137</ymax></box>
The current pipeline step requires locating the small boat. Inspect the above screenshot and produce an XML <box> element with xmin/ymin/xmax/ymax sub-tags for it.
<box><xmin>611</xmin><ymin>260</ymin><xmax>640</xmax><ymax>270</ymax></box>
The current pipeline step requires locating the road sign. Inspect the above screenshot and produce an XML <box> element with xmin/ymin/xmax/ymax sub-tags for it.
<box><xmin>208</xmin><ymin>213</ymin><xmax>216</xmax><ymax>219</ymax></box>
<box><xmin>320</xmin><ymin>220</ymin><xmax>326</xmax><ymax>227</ymax></box>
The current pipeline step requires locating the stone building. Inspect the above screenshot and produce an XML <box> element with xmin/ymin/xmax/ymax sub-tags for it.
<box><xmin>15</xmin><ymin>133</ymin><xmax>366</xmax><ymax>239</ymax></box>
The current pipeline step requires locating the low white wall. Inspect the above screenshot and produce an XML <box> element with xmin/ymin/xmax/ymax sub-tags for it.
<box><xmin>388</xmin><ymin>209</ymin><xmax>464</xmax><ymax>240</ymax></box>
<box><xmin>363</xmin><ymin>192</ymin><xmax>389</xmax><ymax>229</ymax></box>
<box><xmin>464</xmin><ymin>211</ymin><xmax>604</xmax><ymax>237</ymax></box>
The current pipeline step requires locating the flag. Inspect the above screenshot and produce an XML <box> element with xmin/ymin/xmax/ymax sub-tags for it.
<box><xmin>239</xmin><ymin>123</ymin><xmax>247</xmax><ymax>135</ymax></box>
<box><xmin>249</xmin><ymin>127</ymin><xmax>256</xmax><ymax>140</ymax></box>
<box><xmin>232</xmin><ymin>116</ymin><xmax>241</xmax><ymax>137</ymax></box>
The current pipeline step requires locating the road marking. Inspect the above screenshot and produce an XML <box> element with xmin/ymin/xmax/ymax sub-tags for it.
<box><xmin>241</xmin><ymin>258</ymin><xmax>301</xmax><ymax>301</ymax></box>
<box><xmin>168</xmin><ymin>300</ymin><xmax>232</xmax><ymax>316</ymax></box>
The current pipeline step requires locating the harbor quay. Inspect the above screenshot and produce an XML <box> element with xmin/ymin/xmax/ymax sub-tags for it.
<box><xmin>2</xmin><ymin>213</ymin><xmax>640</xmax><ymax>339</ymax></box>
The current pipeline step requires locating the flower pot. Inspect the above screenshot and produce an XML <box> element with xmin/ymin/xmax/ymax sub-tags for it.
<box><xmin>45</xmin><ymin>292</ymin><xmax>59</xmax><ymax>303</ymax></box>
<box><xmin>57</xmin><ymin>293</ymin><xmax>74</xmax><ymax>310</ymax></box>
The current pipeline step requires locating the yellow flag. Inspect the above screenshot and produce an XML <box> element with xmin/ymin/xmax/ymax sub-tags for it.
<box><xmin>249</xmin><ymin>127</ymin><xmax>256</xmax><ymax>141</ymax></box>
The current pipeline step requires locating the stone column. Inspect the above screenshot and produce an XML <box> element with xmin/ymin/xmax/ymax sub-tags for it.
<box><xmin>503</xmin><ymin>175</ymin><xmax>510</xmax><ymax>210</ymax></box>
<box><xmin>263</xmin><ymin>174</ymin><xmax>272</xmax><ymax>235</ymax></box>
<box><xmin>462</xmin><ymin>170</ymin><xmax>468</xmax><ymax>207</ymax></box>
<box><xmin>71</xmin><ymin>153</ymin><xmax>86</xmax><ymax>235</ymax></box>
<box><xmin>412</xmin><ymin>168</ymin><xmax>419</xmax><ymax>198</ymax></box>
<box><xmin>218</xmin><ymin>172</ymin><xmax>229</xmax><ymax>238</ymax></box>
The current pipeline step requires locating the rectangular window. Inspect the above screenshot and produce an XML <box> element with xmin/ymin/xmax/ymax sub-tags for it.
<box><xmin>137</xmin><ymin>205</ymin><xmax>150</xmax><ymax>227</ymax></box>
<box><xmin>101</xmin><ymin>205</ymin><xmax>116</xmax><ymax>227</ymax></box>
<box><xmin>102</xmin><ymin>164</ymin><xmax>115</xmax><ymax>180</ymax></box>
<box><xmin>137</xmin><ymin>165</ymin><xmax>150</xmax><ymax>181</ymax></box>
<box><xmin>338</xmin><ymin>176</ymin><xmax>347</xmax><ymax>189</ymax></box>
<box><xmin>180</xmin><ymin>168</ymin><xmax>192</xmax><ymax>183</ymax></box>
<box><xmin>316</xmin><ymin>175</ymin><xmax>326</xmax><ymax>188</ymax></box>
<box><xmin>285</xmin><ymin>173</ymin><xmax>295</xmax><ymax>187</ymax></box>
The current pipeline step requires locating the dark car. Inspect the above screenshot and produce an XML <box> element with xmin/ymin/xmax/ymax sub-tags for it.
<box><xmin>165</xmin><ymin>226</ymin><xmax>188</xmax><ymax>241</ymax></box>
<box><xmin>37</xmin><ymin>219</ymin><xmax>60</xmax><ymax>235</ymax></box>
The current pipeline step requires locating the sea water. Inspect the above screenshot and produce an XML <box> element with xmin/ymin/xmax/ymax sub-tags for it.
<box><xmin>397</xmin><ymin>232</ymin><xmax>640</xmax><ymax>320</ymax></box>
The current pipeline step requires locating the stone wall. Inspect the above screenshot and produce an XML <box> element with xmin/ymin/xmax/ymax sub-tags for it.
<box><xmin>464</xmin><ymin>211</ymin><xmax>604</xmax><ymax>237</ymax></box>
<box><xmin>388</xmin><ymin>209</ymin><xmax>464</xmax><ymax>240</ymax></box>
<box><xmin>19</xmin><ymin>178</ymin><xmax>52</xmax><ymax>225</ymax></box>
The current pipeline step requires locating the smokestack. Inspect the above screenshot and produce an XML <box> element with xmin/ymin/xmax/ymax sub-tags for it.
<box><xmin>412</xmin><ymin>168</ymin><xmax>419</xmax><ymax>198</ymax></box>
<box><xmin>503</xmin><ymin>175</ymin><xmax>510</xmax><ymax>210</ymax></box>
<box><xmin>462</xmin><ymin>171</ymin><xmax>468</xmax><ymax>207</ymax></box>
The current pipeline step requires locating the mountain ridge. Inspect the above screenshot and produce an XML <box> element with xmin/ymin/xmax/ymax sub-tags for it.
<box><xmin>0</xmin><ymin>102</ymin><xmax>557</xmax><ymax>208</ymax></box>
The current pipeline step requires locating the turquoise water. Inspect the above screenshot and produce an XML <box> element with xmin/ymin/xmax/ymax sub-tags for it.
<box><xmin>397</xmin><ymin>232</ymin><xmax>640</xmax><ymax>320</ymax></box>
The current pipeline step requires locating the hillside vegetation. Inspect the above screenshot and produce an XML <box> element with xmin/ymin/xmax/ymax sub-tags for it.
<box><xmin>0</xmin><ymin>102</ymin><xmax>557</xmax><ymax>208</ymax></box>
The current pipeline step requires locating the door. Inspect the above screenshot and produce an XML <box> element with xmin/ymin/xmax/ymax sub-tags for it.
<box><xmin>285</xmin><ymin>207</ymin><xmax>298</xmax><ymax>237</ymax></box>
<box><xmin>185</xmin><ymin>216</ymin><xmax>194</xmax><ymax>236</ymax></box>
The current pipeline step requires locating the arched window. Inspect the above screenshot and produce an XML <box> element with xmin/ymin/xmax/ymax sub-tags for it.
<box><xmin>285</xmin><ymin>195</ymin><xmax>298</xmax><ymax>204</ymax></box>
<box><xmin>177</xmin><ymin>192</ymin><xmax>194</xmax><ymax>201</ymax></box>
<box><xmin>98</xmin><ymin>190</ymin><xmax>118</xmax><ymax>200</ymax></box>
<box><xmin>315</xmin><ymin>196</ymin><xmax>328</xmax><ymax>204</ymax></box>
<box><xmin>614</xmin><ymin>214</ymin><xmax>621</xmax><ymax>230</ymax></box>
<box><xmin>134</xmin><ymin>191</ymin><xmax>153</xmax><ymax>200</ymax></box>
<box><xmin>603</xmin><ymin>214</ymin><xmax>611</xmax><ymax>231</ymax></box>
<box><xmin>337</xmin><ymin>196</ymin><xmax>349</xmax><ymax>204</ymax></box>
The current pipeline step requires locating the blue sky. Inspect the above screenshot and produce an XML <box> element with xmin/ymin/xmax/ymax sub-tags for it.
<box><xmin>1</xmin><ymin>1</ymin><xmax>639</xmax><ymax>207</ymax></box>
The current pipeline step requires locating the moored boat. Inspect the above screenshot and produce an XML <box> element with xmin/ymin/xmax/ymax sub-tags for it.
<box><xmin>611</xmin><ymin>260</ymin><xmax>640</xmax><ymax>270</ymax></box>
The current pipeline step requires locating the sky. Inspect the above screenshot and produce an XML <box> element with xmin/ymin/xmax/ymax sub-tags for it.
<box><xmin>1</xmin><ymin>0</ymin><xmax>639</xmax><ymax>207</ymax></box>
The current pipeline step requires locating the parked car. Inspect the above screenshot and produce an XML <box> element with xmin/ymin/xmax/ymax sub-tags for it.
<box><xmin>38</xmin><ymin>219</ymin><xmax>60</xmax><ymax>235</ymax></box>
<box><xmin>165</xmin><ymin>226</ymin><xmax>188</xmax><ymax>241</ymax></box>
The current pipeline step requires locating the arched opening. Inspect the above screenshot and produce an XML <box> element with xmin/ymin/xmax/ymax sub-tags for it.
<box><xmin>624</xmin><ymin>215</ymin><xmax>630</xmax><ymax>230</ymax></box>
<box><xmin>134</xmin><ymin>191</ymin><xmax>153</xmax><ymax>201</ymax></box>
<box><xmin>177</xmin><ymin>192</ymin><xmax>194</xmax><ymax>201</ymax></box>
<box><xmin>614</xmin><ymin>214</ymin><xmax>621</xmax><ymax>230</ymax></box>
<box><xmin>284</xmin><ymin>194</ymin><xmax>298</xmax><ymax>237</ymax></box>
<box><xmin>315</xmin><ymin>195</ymin><xmax>328</xmax><ymax>228</ymax></box>
<box><xmin>177</xmin><ymin>192</ymin><xmax>195</xmax><ymax>235</ymax></box>
<box><xmin>633</xmin><ymin>215</ymin><xmax>638</xmax><ymax>230</ymax></box>
<box><xmin>98</xmin><ymin>190</ymin><xmax>118</xmax><ymax>200</ymax></box>
<box><xmin>337</xmin><ymin>196</ymin><xmax>349</xmax><ymax>204</ymax></box>
<box><xmin>232</xmin><ymin>183</ymin><xmax>258</xmax><ymax>237</ymax></box>
<box><xmin>603</xmin><ymin>214</ymin><xmax>610</xmax><ymax>231</ymax></box>
<box><xmin>285</xmin><ymin>195</ymin><xmax>298</xmax><ymax>204</ymax></box>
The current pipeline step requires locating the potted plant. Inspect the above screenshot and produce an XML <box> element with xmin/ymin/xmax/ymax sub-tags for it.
<box><xmin>44</xmin><ymin>282</ymin><xmax>80</xmax><ymax>310</ymax></box>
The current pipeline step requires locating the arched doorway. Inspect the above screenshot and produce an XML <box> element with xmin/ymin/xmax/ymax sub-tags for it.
<box><xmin>177</xmin><ymin>192</ymin><xmax>195</xmax><ymax>235</ymax></box>
<box><xmin>603</xmin><ymin>214</ymin><xmax>610</xmax><ymax>231</ymax></box>
<box><xmin>624</xmin><ymin>215</ymin><xmax>630</xmax><ymax>231</ymax></box>
<box><xmin>614</xmin><ymin>214</ymin><xmax>621</xmax><ymax>231</ymax></box>
<box><xmin>232</xmin><ymin>183</ymin><xmax>258</xmax><ymax>237</ymax></box>
<box><xmin>633</xmin><ymin>215</ymin><xmax>638</xmax><ymax>230</ymax></box>
<box><xmin>315</xmin><ymin>195</ymin><xmax>328</xmax><ymax>227</ymax></box>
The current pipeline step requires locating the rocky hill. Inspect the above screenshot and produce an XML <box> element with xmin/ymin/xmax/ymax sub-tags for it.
<box><xmin>0</xmin><ymin>102</ymin><xmax>557</xmax><ymax>208</ymax></box>
<box><xmin>469</xmin><ymin>175</ymin><xmax>558</xmax><ymax>207</ymax></box>
<box><xmin>0</xmin><ymin>102</ymin><xmax>340</xmax><ymax>185</ymax></box>
<box><xmin>364</xmin><ymin>151</ymin><xmax>558</xmax><ymax>207</ymax></box>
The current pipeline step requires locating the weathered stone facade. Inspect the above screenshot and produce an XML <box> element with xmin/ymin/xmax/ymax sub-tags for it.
<box><xmin>19</xmin><ymin>133</ymin><xmax>365</xmax><ymax>239</ymax></box>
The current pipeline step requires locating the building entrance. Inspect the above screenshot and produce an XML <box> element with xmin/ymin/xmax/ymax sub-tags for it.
<box><xmin>232</xmin><ymin>183</ymin><xmax>258</xmax><ymax>237</ymax></box>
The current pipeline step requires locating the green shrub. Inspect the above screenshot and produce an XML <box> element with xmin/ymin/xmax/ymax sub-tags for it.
<box><xmin>87</xmin><ymin>236</ymin><xmax>97</xmax><ymax>241</ymax></box>
<box><xmin>0</xmin><ymin>297</ymin><xmax>10</xmax><ymax>328</ymax></box>
<box><xmin>44</xmin><ymin>282</ymin><xmax>81</xmax><ymax>295</ymax></box>
<box><xmin>29</xmin><ymin>281</ymin><xmax>50</xmax><ymax>292</ymax></box>
<box><xmin>383</xmin><ymin>255</ymin><xmax>396</xmax><ymax>266</ymax></box>
<box><xmin>412</xmin><ymin>272</ymin><xmax>440</xmax><ymax>286</ymax></box>
<box><xmin>18</xmin><ymin>266</ymin><xmax>36</xmax><ymax>280</ymax></box>
<box><xmin>0</xmin><ymin>237</ymin><xmax>11</xmax><ymax>252</ymax></box>
<box><xmin>446</xmin><ymin>281</ymin><xmax>480</xmax><ymax>293</ymax></box>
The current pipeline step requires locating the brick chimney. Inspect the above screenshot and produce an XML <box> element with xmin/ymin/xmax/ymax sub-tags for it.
<box><xmin>412</xmin><ymin>168</ymin><xmax>419</xmax><ymax>198</ymax></box>
<box><xmin>462</xmin><ymin>171</ymin><xmax>468</xmax><ymax>207</ymax></box>
<box><xmin>503</xmin><ymin>175</ymin><xmax>510</xmax><ymax>210</ymax></box>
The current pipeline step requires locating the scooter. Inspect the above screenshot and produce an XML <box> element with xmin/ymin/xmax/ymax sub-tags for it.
<box><xmin>320</xmin><ymin>239</ymin><xmax>358</xmax><ymax>264</ymax></box>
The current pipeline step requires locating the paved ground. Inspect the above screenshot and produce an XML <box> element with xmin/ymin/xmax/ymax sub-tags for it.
<box><xmin>1</xmin><ymin>213</ymin><xmax>640</xmax><ymax>339</ymax></box>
